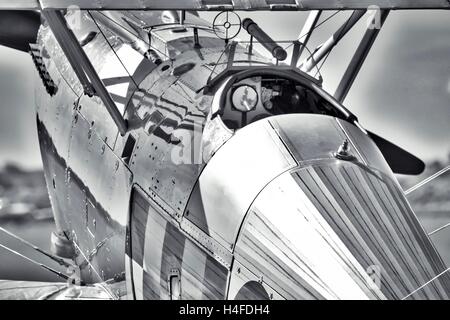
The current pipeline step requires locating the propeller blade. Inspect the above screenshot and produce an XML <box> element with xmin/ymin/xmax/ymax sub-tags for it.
<box><xmin>368</xmin><ymin>131</ymin><xmax>425</xmax><ymax>175</ymax></box>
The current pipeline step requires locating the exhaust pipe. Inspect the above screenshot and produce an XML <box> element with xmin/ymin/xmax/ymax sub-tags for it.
<box><xmin>0</xmin><ymin>11</ymin><xmax>41</xmax><ymax>52</ymax></box>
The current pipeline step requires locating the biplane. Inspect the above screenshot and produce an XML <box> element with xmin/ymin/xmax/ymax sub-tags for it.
<box><xmin>0</xmin><ymin>0</ymin><xmax>449</xmax><ymax>300</ymax></box>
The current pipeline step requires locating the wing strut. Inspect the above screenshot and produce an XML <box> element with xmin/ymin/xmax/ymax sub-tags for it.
<box><xmin>334</xmin><ymin>10</ymin><xmax>390</xmax><ymax>102</ymax></box>
<box><xmin>296</xmin><ymin>10</ymin><xmax>322</xmax><ymax>59</ymax></box>
<box><xmin>300</xmin><ymin>10</ymin><xmax>366</xmax><ymax>73</ymax></box>
<box><xmin>42</xmin><ymin>10</ymin><xmax>128</xmax><ymax>136</ymax></box>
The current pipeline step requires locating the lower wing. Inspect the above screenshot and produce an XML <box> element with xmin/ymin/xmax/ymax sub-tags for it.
<box><xmin>0</xmin><ymin>280</ymin><xmax>124</xmax><ymax>300</ymax></box>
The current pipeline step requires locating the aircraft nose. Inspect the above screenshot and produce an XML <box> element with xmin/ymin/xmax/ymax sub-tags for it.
<box><xmin>187</xmin><ymin>113</ymin><xmax>450</xmax><ymax>299</ymax></box>
<box><xmin>231</xmin><ymin>162</ymin><xmax>450</xmax><ymax>300</ymax></box>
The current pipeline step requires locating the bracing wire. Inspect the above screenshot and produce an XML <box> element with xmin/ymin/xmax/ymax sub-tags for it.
<box><xmin>405</xmin><ymin>165</ymin><xmax>450</xmax><ymax>237</ymax></box>
<box><xmin>94</xmin><ymin>11</ymin><xmax>168</xmax><ymax>59</ymax></box>
<box><xmin>313</xmin><ymin>10</ymin><xmax>353</xmax><ymax>78</ymax></box>
<box><xmin>87</xmin><ymin>10</ymin><xmax>140</xmax><ymax>90</ymax></box>
<box><xmin>402</xmin><ymin>267</ymin><xmax>450</xmax><ymax>300</ymax></box>
<box><xmin>405</xmin><ymin>165</ymin><xmax>450</xmax><ymax>195</ymax></box>
<box><xmin>0</xmin><ymin>243</ymin><xmax>69</xmax><ymax>281</ymax></box>
<box><xmin>401</xmin><ymin>164</ymin><xmax>450</xmax><ymax>297</ymax></box>
<box><xmin>283</xmin><ymin>10</ymin><xmax>342</xmax><ymax>51</ymax></box>
<box><xmin>429</xmin><ymin>223</ymin><xmax>450</xmax><ymax>237</ymax></box>
<box><xmin>0</xmin><ymin>226</ymin><xmax>72</xmax><ymax>268</ymax></box>
<box><xmin>314</xmin><ymin>50</ymin><xmax>331</xmax><ymax>78</ymax></box>
<box><xmin>71</xmin><ymin>240</ymin><xmax>117</xmax><ymax>300</ymax></box>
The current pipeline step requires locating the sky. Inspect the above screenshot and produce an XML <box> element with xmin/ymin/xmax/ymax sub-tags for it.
<box><xmin>0</xmin><ymin>10</ymin><xmax>449</xmax><ymax>170</ymax></box>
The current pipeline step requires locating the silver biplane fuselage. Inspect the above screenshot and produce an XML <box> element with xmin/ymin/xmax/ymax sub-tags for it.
<box><xmin>3</xmin><ymin>8</ymin><xmax>450</xmax><ymax>299</ymax></box>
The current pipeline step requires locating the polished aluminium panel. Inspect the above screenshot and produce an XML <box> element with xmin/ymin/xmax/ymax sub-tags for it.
<box><xmin>184</xmin><ymin>119</ymin><xmax>297</xmax><ymax>251</ymax></box>
<box><xmin>235</xmin><ymin>171</ymin><xmax>384</xmax><ymax>300</ymax></box>
<box><xmin>235</xmin><ymin>163</ymin><xmax>450</xmax><ymax>299</ymax></box>
<box><xmin>67</xmin><ymin>111</ymin><xmax>132</xmax><ymax>283</ymax></box>
<box><xmin>336</xmin><ymin>118</ymin><xmax>393</xmax><ymax>175</ymax></box>
<box><xmin>36</xmin><ymin>9</ymin><xmax>239</xmax><ymax>292</ymax></box>
<box><xmin>129</xmin><ymin>187</ymin><xmax>229</xmax><ymax>300</ymax></box>
<box><xmin>125</xmin><ymin>45</ymin><xmax>225</xmax><ymax>218</ymax></box>
<box><xmin>228</xmin><ymin>259</ymin><xmax>285</xmax><ymax>300</ymax></box>
<box><xmin>232</xmin><ymin>115</ymin><xmax>450</xmax><ymax>300</ymax></box>
<box><xmin>270</xmin><ymin>114</ymin><xmax>364</xmax><ymax>165</ymax></box>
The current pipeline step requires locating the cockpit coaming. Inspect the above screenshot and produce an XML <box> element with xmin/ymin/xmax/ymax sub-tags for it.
<box><xmin>216</xmin><ymin>73</ymin><xmax>350</xmax><ymax>130</ymax></box>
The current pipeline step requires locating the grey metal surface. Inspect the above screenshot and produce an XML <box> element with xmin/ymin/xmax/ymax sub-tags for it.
<box><xmin>128</xmin><ymin>187</ymin><xmax>229</xmax><ymax>300</ymax></box>
<box><xmin>228</xmin><ymin>114</ymin><xmax>450</xmax><ymax>300</ymax></box>
<box><xmin>184</xmin><ymin>119</ymin><xmax>297</xmax><ymax>251</ymax></box>
<box><xmin>44</xmin><ymin>10</ymin><xmax>128</xmax><ymax>135</ymax></box>
<box><xmin>2</xmin><ymin>0</ymin><xmax>450</xmax><ymax>11</ymax></box>
<box><xmin>233</xmin><ymin>162</ymin><xmax>450</xmax><ymax>300</ymax></box>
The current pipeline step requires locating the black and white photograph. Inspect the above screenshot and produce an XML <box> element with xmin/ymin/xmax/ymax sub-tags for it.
<box><xmin>0</xmin><ymin>0</ymin><xmax>449</xmax><ymax>305</ymax></box>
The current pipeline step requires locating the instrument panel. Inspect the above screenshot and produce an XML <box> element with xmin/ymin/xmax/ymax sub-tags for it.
<box><xmin>220</xmin><ymin>76</ymin><xmax>341</xmax><ymax>130</ymax></box>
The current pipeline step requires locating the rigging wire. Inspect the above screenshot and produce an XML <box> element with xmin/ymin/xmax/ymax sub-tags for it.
<box><xmin>402</xmin><ymin>164</ymin><xmax>450</xmax><ymax>298</ymax></box>
<box><xmin>0</xmin><ymin>225</ymin><xmax>117</xmax><ymax>298</ymax></box>
<box><xmin>284</xmin><ymin>10</ymin><xmax>342</xmax><ymax>51</ymax></box>
<box><xmin>71</xmin><ymin>240</ymin><xmax>117</xmax><ymax>300</ymax></box>
<box><xmin>429</xmin><ymin>223</ymin><xmax>450</xmax><ymax>237</ymax></box>
<box><xmin>0</xmin><ymin>226</ymin><xmax>72</xmax><ymax>268</ymax></box>
<box><xmin>313</xmin><ymin>10</ymin><xmax>354</xmax><ymax>78</ymax></box>
<box><xmin>87</xmin><ymin>10</ymin><xmax>140</xmax><ymax>90</ymax></box>
<box><xmin>0</xmin><ymin>243</ymin><xmax>69</xmax><ymax>281</ymax></box>
<box><xmin>402</xmin><ymin>267</ymin><xmax>450</xmax><ymax>300</ymax></box>
<box><xmin>94</xmin><ymin>11</ymin><xmax>168</xmax><ymax>58</ymax></box>
<box><xmin>405</xmin><ymin>165</ymin><xmax>450</xmax><ymax>195</ymax></box>
<box><xmin>314</xmin><ymin>50</ymin><xmax>331</xmax><ymax>78</ymax></box>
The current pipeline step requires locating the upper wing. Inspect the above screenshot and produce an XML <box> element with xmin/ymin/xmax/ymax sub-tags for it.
<box><xmin>1</xmin><ymin>0</ymin><xmax>450</xmax><ymax>11</ymax></box>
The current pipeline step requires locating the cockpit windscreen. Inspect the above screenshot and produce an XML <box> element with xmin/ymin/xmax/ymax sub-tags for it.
<box><xmin>220</xmin><ymin>76</ymin><xmax>344</xmax><ymax>130</ymax></box>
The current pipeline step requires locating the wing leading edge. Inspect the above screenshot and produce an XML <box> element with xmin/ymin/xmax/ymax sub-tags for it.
<box><xmin>1</xmin><ymin>0</ymin><xmax>450</xmax><ymax>11</ymax></box>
